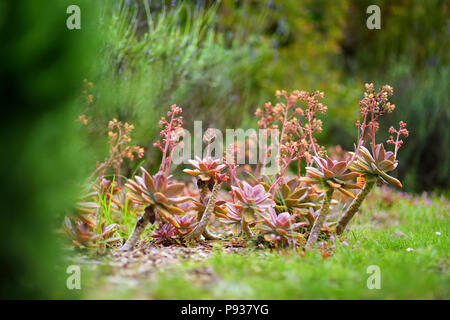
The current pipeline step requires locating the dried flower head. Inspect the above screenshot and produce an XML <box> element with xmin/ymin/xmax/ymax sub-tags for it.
<box><xmin>89</xmin><ymin>118</ymin><xmax>144</xmax><ymax>183</ymax></box>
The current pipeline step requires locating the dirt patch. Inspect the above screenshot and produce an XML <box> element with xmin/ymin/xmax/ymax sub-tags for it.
<box><xmin>70</xmin><ymin>240</ymin><xmax>248</xmax><ymax>289</ymax></box>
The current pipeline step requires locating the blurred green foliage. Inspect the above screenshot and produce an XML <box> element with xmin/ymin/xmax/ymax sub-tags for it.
<box><xmin>84</xmin><ymin>1</ymin><xmax>273</xmax><ymax>174</ymax></box>
<box><xmin>338</xmin><ymin>0</ymin><xmax>449</xmax><ymax>191</ymax></box>
<box><xmin>87</xmin><ymin>0</ymin><xmax>448</xmax><ymax>191</ymax></box>
<box><xmin>0</xmin><ymin>0</ymin><xmax>100</xmax><ymax>298</ymax></box>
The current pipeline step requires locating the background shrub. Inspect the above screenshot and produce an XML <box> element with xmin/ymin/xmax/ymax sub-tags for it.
<box><xmin>82</xmin><ymin>0</ymin><xmax>450</xmax><ymax>190</ymax></box>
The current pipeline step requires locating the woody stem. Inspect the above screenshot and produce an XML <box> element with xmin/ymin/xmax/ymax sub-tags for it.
<box><xmin>336</xmin><ymin>179</ymin><xmax>375</xmax><ymax>235</ymax></box>
<box><xmin>186</xmin><ymin>182</ymin><xmax>222</xmax><ymax>240</ymax></box>
<box><xmin>306</xmin><ymin>188</ymin><xmax>334</xmax><ymax>248</ymax></box>
<box><xmin>121</xmin><ymin>206</ymin><xmax>153</xmax><ymax>251</ymax></box>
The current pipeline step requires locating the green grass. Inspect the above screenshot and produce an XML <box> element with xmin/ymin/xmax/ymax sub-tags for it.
<box><xmin>80</xmin><ymin>193</ymin><xmax>449</xmax><ymax>299</ymax></box>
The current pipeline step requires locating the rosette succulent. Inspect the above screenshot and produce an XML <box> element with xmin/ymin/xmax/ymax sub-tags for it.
<box><xmin>261</xmin><ymin>178</ymin><xmax>320</xmax><ymax>213</ymax></box>
<box><xmin>173</xmin><ymin>214</ymin><xmax>198</xmax><ymax>237</ymax></box>
<box><xmin>300</xmin><ymin>156</ymin><xmax>361</xmax><ymax>198</ymax></box>
<box><xmin>183</xmin><ymin>156</ymin><xmax>226</xmax><ymax>192</ymax></box>
<box><xmin>232</xmin><ymin>181</ymin><xmax>274</xmax><ymax>223</ymax></box>
<box><xmin>63</xmin><ymin>194</ymin><xmax>120</xmax><ymax>248</ymax></box>
<box><xmin>152</xmin><ymin>223</ymin><xmax>177</xmax><ymax>245</ymax></box>
<box><xmin>348</xmin><ymin>144</ymin><xmax>402</xmax><ymax>188</ymax></box>
<box><xmin>63</xmin><ymin>217</ymin><xmax>119</xmax><ymax>248</ymax></box>
<box><xmin>336</xmin><ymin>144</ymin><xmax>402</xmax><ymax>235</ymax></box>
<box><xmin>257</xmin><ymin>208</ymin><xmax>306</xmax><ymax>245</ymax></box>
<box><xmin>121</xmin><ymin>167</ymin><xmax>191</xmax><ymax>250</ymax></box>
<box><xmin>183</xmin><ymin>156</ymin><xmax>228</xmax><ymax>240</ymax></box>
<box><xmin>301</xmin><ymin>156</ymin><xmax>361</xmax><ymax>247</ymax></box>
<box><xmin>126</xmin><ymin>167</ymin><xmax>190</xmax><ymax>227</ymax></box>
<box><xmin>216</xmin><ymin>202</ymin><xmax>247</xmax><ymax>236</ymax></box>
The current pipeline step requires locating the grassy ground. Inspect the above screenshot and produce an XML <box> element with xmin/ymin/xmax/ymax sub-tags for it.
<box><xmin>78</xmin><ymin>191</ymin><xmax>449</xmax><ymax>299</ymax></box>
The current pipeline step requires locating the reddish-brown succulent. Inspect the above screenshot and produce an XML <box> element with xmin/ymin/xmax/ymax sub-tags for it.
<box><xmin>268</xmin><ymin>177</ymin><xmax>321</xmax><ymax>214</ymax></box>
<box><xmin>183</xmin><ymin>156</ymin><xmax>226</xmax><ymax>182</ymax></box>
<box><xmin>348</xmin><ymin>144</ymin><xmax>402</xmax><ymax>187</ymax></box>
<box><xmin>300</xmin><ymin>156</ymin><xmax>361</xmax><ymax>198</ymax></box>
<box><xmin>63</xmin><ymin>195</ymin><xmax>120</xmax><ymax>248</ymax></box>
<box><xmin>231</xmin><ymin>181</ymin><xmax>274</xmax><ymax>224</ymax></box>
<box><xmin>216</xmin><ymin>202</ymin><xmax>247</xmax><ymax>236</ymax></box>
<box><xmin>152</xmin><ymin>223</ymin><xmax>177</xmax><ymax>244</ymax></box>
<box><xmin>125</xmin><ymin>167</ymin><xmax>191</xmax><ymax>228</ymax></box>
<box><xmin>173</xmin><ymin>214</ymin><xmax>198</xmax><ymax>236</ymax></box>
<box><xmin>257</xmin><ymin>209</ymin><xmax>306</xmax><ymax>244</ymax></box>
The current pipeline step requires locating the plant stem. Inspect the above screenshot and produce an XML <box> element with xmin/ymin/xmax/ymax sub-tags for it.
<box><xmin>196</xmin><ymin>181</ymin><xmax>221</xmax><ymax>240</ymax></box>
<box><xmin>120</xmin><ymin>206</ymin><xmax>153</xmax><ymax>251</ymax></box>
<box><xmin>242</xmin><ymin>220</ymin><xmax>254</xmax><ymax>238</ymax></box>
<box><xmin>186</xmin><ymin>182</ymin><xmax>222</xmax><ymax>240</ymax></box>
<box><xmin>203</xmin><ymin>227</ymin><xmax>221</xmax><ymax>240</ymax></box>
<box><xmin>306</xmin><ymin>188</ymin><xmax>334</xmax><ymax>248</ymax></box>
<box><xmin>199</xmin><ymin>183</ymin><xmax>209</xmax><ymax>204</ymax></box>
<box><xmin>336</xmin><ymin>179</ymin><xmax>375</xmax><ymax>235</ymax></box>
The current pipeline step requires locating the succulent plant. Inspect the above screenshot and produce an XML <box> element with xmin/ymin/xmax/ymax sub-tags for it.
<box><xmin>73</xmin><ymin>199</ymin><xmax>99</xmax><ymax>227</ymax></box>
<box><xmin>336</xmin><ymin>144</ymin><xmax>402</xmax><ymax>235</ymax></box>
<box><xmin>216</xmin><ymin>202</ymin><xmax>247</xmax><ymax>236</ymax></box>
<box><xmin>126</xmin><ymin>167</ymin><xmax>190</xmax><ymax>227</ymax></box>
<box><xmin>121</xmin><ymin>167</ymin><xmax>191</xmax><ymax>250</ymax></box>
<box><xmin>64</xmin><ymin>217</ymin><xmax>120</xmax><ymax>248</ymax></box>
<box><xmin>183</xmin><ymin>157</ymin><xmax>228</xmax><ymax>240</ymax></box>
<box><xmin>183</xmin><ymin>156</ymin><xmax>226</xmax><ymax>181</ymax></box>
<box><xmin>300</xmin><ymin>156</ymin><xmax>361</xmax><ymax>198</ymax></box>
<box><xmin>221</xmin><ymin>182</ymin><xmax>273</xmax><ymax>237</ymax></box>
<box><xmin>271</xmin><ymin>177</ymin><xmax>321</xmax><ymax>216</ymax></box>
<box><xmin>190</xmin><ymin>198</ymin><xmax>227</xmax><ymax>239</ymax></box>
<box><xmin>173</xmin><ymin>214</ymin><xmax>198</xmax><ymax>237</ymax></box>
<box><xmin>257</xmin><ymin>208</ymin><xmax>306</xmax><ymax>245</ymax></box>
<box><xmin>232</xmin><ymin>181</ymin><xmax>274</xmax><ymax>220</ymax></box>
<box><xmin>348</xmin><ymin>144</ymin><xmax>402</xmax><ymax>188</ymax></box>
<box><xmin>63</xmin><ymin>197</ymin><xmax>120</xmax><ymax>248</ymax></box>
<box><xmin>300</xmin><ymin>156</ymin><xmax>361</xmax><ymax>248</ymax></box>
<box><xmin>185</xmin><ymin>180</ymin><xmax>224</xmax><ymax>240</ymax></box>
<box><xmin>152</xmin><ymin>223</ymin><xmax>177</xmax><ymax>245</ymax></box>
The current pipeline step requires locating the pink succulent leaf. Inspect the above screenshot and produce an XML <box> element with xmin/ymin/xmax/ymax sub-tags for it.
<box><xmin>326</xmin><ymin>157</ymin><xmax>335</xmax><ymax>169</ymax></box>
<box><xmin>165</xmin><ymin>183</ymin><xmax>185</xmax><ymax>197</ymax></box>
<box><xmin>276</xmin><ymin>212</ymin><xmax>291</xmax><ymax>227</ymax></box>
<box><xmin>333</xmin><ymin>161</ymin><xmax>347</xmax><ymax>175</ymax></box>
